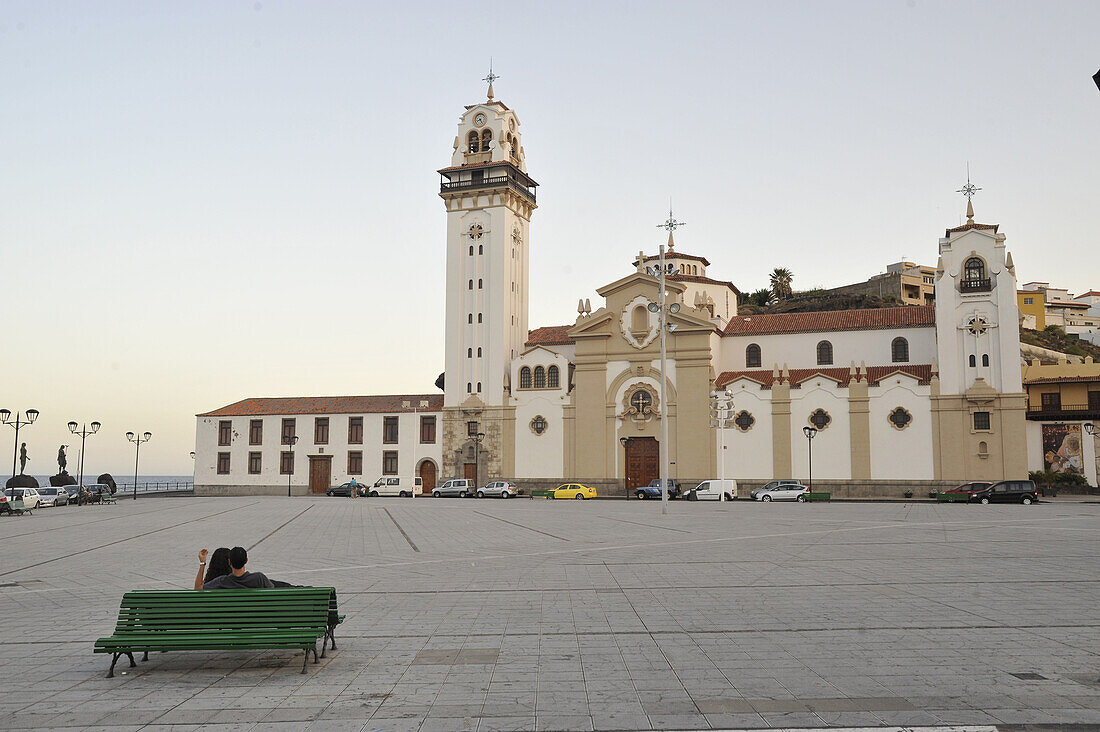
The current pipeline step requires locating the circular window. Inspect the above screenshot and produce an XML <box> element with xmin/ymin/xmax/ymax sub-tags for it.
<box><xmin>630</xmin><ymin>390</ymin><xmax>653</xmax><ymax>413</ymax></box>
<box><xmin>808</xmin><ymin>409</ymin><xmax>831</xmax><ymax>431</ymax></box>
<box><xmin>888</xmin><ymin>407</ymin><xmax>912</xmax><ymax>430</ymax></box>
<box><xmin>530</xmin><ymin>415</ymin><xmax>547</xmax><ymax>436</ymax></box>
<box><xmin>734</xmin><ymin>410</ymin><xmax>755</xmax><ymax>432</ymax></box>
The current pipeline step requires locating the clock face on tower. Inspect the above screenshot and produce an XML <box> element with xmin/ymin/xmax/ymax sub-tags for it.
<box><xmin>474</xmin><ymin>113</ymin><xmax>486</xmax><ymax>127</ymax></box>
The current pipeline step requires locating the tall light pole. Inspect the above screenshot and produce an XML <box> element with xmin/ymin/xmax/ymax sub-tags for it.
<box><xmin>709</xmin><ymin>390</ymin><xmax>734</xmax><ymax>501</ymax></box>
<box><xmin>403</xmin><ymin>399</ymin><xmax>429</xmax><ymax>497</ymax></box>
<box><xmin>803</xmin><ymin>426</ymin><xmax>817</xmax><ymax>497</ymax></box>
<box><xmin>126</xmin><ymin>431</ymin><xmax>152</xmax><ymax>501</ymax></box>
<box><xmin>1</xmin><ymin>409</ymin><xmax>39</xmax><ymax>482</ymax></box>
<box><xmin>473</xmin><ymin>431</ymin><xmax>485</xmax><ymax>488</ymax></box>
<box><xmin>67</xmin><ymin>420</ymin><xmax>101</xmax><ymax>505</ymax></box>
<box><xmin>286</xmin><ymin>435</ymin><xmax>299</xmax><ymax>497</ymax></box>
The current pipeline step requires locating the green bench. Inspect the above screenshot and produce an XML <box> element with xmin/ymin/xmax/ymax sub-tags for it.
<box><xmin>803</xmin><ymin>491</ymin><xmax>831</xmax><ymax>502</ymax></box>
<box><xmin>94</xmin><ymin>587</ymin><xmax>343</xmax><ymax>677</ymax></box>
<box><xmin>529</xmin><ymin>489</ymin><xmax>554</xmax><ymax>499</ymax></box>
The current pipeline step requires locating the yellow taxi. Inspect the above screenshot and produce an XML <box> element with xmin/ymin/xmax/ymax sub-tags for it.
<box><xmin>551</xmin><ymin>483</ymin><xmax>596</xmax><ymax>500</ymax></box>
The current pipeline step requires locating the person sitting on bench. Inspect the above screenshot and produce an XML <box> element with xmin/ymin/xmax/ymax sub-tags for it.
<box><xmin>202</xmin><ymin>546</ymin><xmax>275</xmax><ymax>589</ymax></box>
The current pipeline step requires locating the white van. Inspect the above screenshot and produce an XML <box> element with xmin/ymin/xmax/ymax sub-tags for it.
<box><xmin>367</xmin><ymin>476</ymin><xmax>422</xmax><ymax>497</ymax></box>
<box><xmin>687</xmin><ymin>479</ymin><xmax>737</xmax><ymax>501</ymax></box>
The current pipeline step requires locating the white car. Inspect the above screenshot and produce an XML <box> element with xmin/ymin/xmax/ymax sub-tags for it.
<box><xmin>753</xmin><ymin>482</ymin><xmax>809</xmax><ymax>502</ymax></box>
<box><xmin>2</xmin><ymin>487</ymin><xmax>41</xmax><ymax>511</ymax></box>
<box><xmin>366</xmin><ymin>476</ymin><xmax>422</xmax><ymax>497</ymax></box>
<box><xmin>749</xmin><ymin>480</ymin><xmax>806</xmax><ymax>500</ymax></box>
<box><xmin>476</xmin><ymin>481</ymin><xmax>520</xmax><ymax>498</ymax></box>
<box><xmin>686</xmin><ymin>479</ymin><xmax>737</xmax><ymax>501</ymax></box>
<box><xmin>433</xmin><ymin>478</ymin><xmax>473</xmax><ymax>497</ymax></box>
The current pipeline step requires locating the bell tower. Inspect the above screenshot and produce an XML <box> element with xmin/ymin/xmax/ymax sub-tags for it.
<box><xmin>438</xmin><ymin>73</ymin><xmax>538</xmax><ymax>483</ymax></box>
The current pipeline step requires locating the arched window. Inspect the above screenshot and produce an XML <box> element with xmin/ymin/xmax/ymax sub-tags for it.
<box><xmin>891</xmin><ymin>337</ymin><xmax>909</xmax><ymax>363</ymax></box>
<box><xmin>467</xmin><ymin>348</ymin><xmax>472</xmax><ymax>358</ymax></box>
<box><xmin>467</xmin><ymin>382</ymin><xmax>472</xmax><ymax>393</ymax></box>
<box><xmin>467</xmin><ymin>131</ymin><xmax>479</xmax><ymax>153</ymax></box>
<box><xmin>816</xmin><ymin>340</ymin><xmax>833</xmax><ymax>365</ymax></box>
<box><xmin>468</xmin><ymin>280</ymin><xmax>473</xmax><ymax>290</ymax></box>
<box><xmin>964</xmin><ymin>257</ymin><xmax>985</xmax><ymax>283</ymax></box>
<box><xmin>469</xmin><ymin>245</ymin><xmax>473</xmax><ymax>255</ymax></box>
<box><xmin>481</xmin><ymin>129</ymin><xmax>492</xmax><ymax>150</ymax></box>
<box><xmin>519</xmin><ymin>366</ymin><xmax>532</xmax><ymax>389</ymax></box>
<box><xmin>969</xmin><ymin>354</ymin><xmax>976</xmax><ymax>367</ymax></box>
<box><xmin>467</xmin><ymin>314</ymin><xmax>472</xmax><ymax>324</ymax></box>
<box><xmin>693</xmin><ymin>265</ymin><xmax>698</xmax><ymax>275</ymax></box>
<box><xmin>632</xmin><ymin>305</ymin><xmax>648</xmax><ymax>333</ymax></box>
<box><xmin>533</xmin><ymin>366</ymin><xmax>546</xmax><ymax>388</ymax></box>
<box><xmin>477</xmin><ymin>313</ymin><xmax>483</xmax><ymax>323</ymax></box>
<box><xmin>478</xmin><ymin>244</ymin><xmax>483</xmax><ymax>255</ymax></box>
<box><xmin>478</xmin><ymin>279</ymin><xmax>483</xmax><ymax>289</ymax></box>
<box><xmin>547</xmin><ymin>365</ymin><xmax>560</xmax><ymax>388</ymax></box>
<box><xmin>746</xmin><ymin>343</ymin><xmax>762</xmax><ymax>368</ymax></box>
<box><xmin>982</xmin><ymin>354</ymin><xmax>989</xmax><ymax>366</ymax></box>
<box><xmin>477</xmin><ymin>381</ymin><xmax>482</xmax><ymax>392</ymax></box>
<box><xmin>477</xmin><ymin>347</ymin><xmax>482</xmax><ymax>357</ymax></box>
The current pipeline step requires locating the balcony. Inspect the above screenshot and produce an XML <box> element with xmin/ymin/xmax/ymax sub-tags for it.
<box><xmin>440</xmin><ymin>167</ymin><xmax>537</xmax><ymax>204</ymax></box>
<box><xmin>960</xmin><ymin>278</ymin><xmax>992</xmax><ymax>293</ymax></box>
<box><xmin>1026</xmin><ymin>403</ymin><xmax>1100</xmax><ymax>421</ymax></box>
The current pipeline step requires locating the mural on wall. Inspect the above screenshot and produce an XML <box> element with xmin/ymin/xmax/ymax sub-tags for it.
<box><xmin>1042</xmin><ymin>423</ymin><xmax>1083</xmax><ymax>474</ymax></box>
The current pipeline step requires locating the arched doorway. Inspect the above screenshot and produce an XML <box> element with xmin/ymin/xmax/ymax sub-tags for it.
<box><xmin>417</xmin><ymin>459</ymin><xmax>437</xmax><ymax>494</ymax></box>
<box><xmin>624</xmin><ymin>437</ymin><xmax>659</xmax><ymax>492</ymax></box>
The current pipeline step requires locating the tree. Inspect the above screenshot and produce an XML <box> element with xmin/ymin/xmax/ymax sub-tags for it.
<box><xmin>749</xmin><ymin>288</ymin><xmax>772</xmax><ymax>307</ymax></box>
<box><xmin>769</xmin><ymin>268</ymin><xmax>793</xmax><ymax>300</ymax></box>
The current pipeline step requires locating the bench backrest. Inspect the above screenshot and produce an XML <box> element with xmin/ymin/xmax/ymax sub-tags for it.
<box><xmin>115</xmin><ymin>588</ymin><xmax>336</xmax><ymax>634</ymax></box>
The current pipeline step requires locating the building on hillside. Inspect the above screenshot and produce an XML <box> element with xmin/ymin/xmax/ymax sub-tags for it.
<box><xmin>822</xmin><ymin>260</ymin><xmax>937</xmax><ymax>306</ymax></box>
<box><xmin>1021</xmin><ymin>358</ymin><xmax>1100</xmax><ymax>485</ymax></box>
<box><xmin>193</xmin><ymin>81</ymin><xmax>1030</xmax><ymax>496</ymax></box>
<box><xmin>1018</xmin><ymin>282</ymin><xmax>1098</xmax><ymax>335</ymax></box>
<box><xmin>1071</xmin><ymin>291</ymin><xmax>1100</xmax><ymax>345</ymax></box>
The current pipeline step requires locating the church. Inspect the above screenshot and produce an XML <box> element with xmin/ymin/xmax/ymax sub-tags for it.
<box><xmin>193</xmin><ymin>82</ymin><xmax>1028</xmax><ymax>497</ymax></box>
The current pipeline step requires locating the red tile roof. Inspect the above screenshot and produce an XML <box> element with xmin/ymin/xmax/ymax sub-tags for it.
<box><xmin>526</xmin><ymin>325</ymin><xmax>575</xmax><ymax>347</ymax></box>
<box><xmin>1023</xmin><ymin>375</ymin><xmax>1100</xmax><ymax>385</ymax></box>
<box><xmin>198</xmin><ymin>394</ymin><xmax>443</xmax><ymax>417</ymax></box>
<box><xmin>666</xmin><ymin>273</ymin><xmax>741</xmax><ymax>295</ymax></box>
<box><xmin>945</xmin><ymin>222</ymin><xmax>999</xmax><ymax>235</ymax></box>
<box><xmin>437</xmin><ymin>160</ymin><xmax>520</xmax><ymax>174</ymax></box>
<box><xmin>1075</xmin><ymin>291</ymin><xmax>1100</xmax><ymax>298</ymax></box>
<box><xmin>634</xmin><ymin>252</ymin><xmax>712</xmax><ymax>267</ymax></box>
<box><xmin>716</xmin><ymin>364</ymin><xmax>933</xmax><ymax>390</ymax></box>
<box><xmin>722</xmin><ymin>306</ymin><xmax>934</xmax><ymax>336</ymax></box>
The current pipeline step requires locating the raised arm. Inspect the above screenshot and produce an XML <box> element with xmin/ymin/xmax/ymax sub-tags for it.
<box><xmin>193</xmin><ymin>549</ymin><xmax>208</xmax><ymax>590</ymax></box>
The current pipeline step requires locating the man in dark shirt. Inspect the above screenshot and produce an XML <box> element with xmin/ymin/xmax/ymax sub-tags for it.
<box><xmin>202</xmin><ymin>546</ymin><xmax>275</xmax><ymax>589</ymax></box>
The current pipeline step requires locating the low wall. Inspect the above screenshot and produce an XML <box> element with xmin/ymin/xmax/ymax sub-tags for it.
<box><xmin>195</xmin><ymin>484</ymin><xmax>312</xmax><ymax>497</ymax></box>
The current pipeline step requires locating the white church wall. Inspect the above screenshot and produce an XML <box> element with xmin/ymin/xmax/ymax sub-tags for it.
<box><xmin>1025</xmin><ymin>421</ymin><xmax>1044</xmax><ymax>472</ymax></box>
<box><xmin>511</xmin><ymin>347</ymin><xmax>570</xmax><ymax>479</ymax></box>
<box><xmin>790</xmin><ymin>380</ymin><xmax>852</xmax><ymax>480</ymax></box>
<box><xmin>721</xmin><ymin>380</ymin><xmax>773</xmax><ymax>479</ymax></box>
<box><xmin>868</xmin><ymin>377</ymin><xmax>934</xmax><ymax>479</ymax></box>
<box><xmin>720</xmin><ymin>327</ymin><xmax>937</xmax><ymax>372</ymax></box>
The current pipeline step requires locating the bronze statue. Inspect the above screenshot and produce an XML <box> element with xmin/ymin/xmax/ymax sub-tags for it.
<box><xmin>19</xmin><ymin>443</ymin><xmax>28</xmax><ymax>475</ymax></box>
<box><xmin>58</xmin><ymin>444</ymin><xmax>68</xmax><ymax>474</ymax></box>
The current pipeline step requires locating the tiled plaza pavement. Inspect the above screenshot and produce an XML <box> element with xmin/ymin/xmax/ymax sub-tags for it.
<box><xmin>1</xmin><ymin>495</ymin><xmax>1098</xmax><ymax>731</ymax></box>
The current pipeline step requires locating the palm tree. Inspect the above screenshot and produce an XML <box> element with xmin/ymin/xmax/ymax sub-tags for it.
<box><xmin>769</xmin><ymin>268</ymin><xmax>793</xmax><ymax>300</ymax></box>
<box><xmin>749</xmin><ymin>288</ymin><xmax>772</xmax><ymax>307</ymax></box>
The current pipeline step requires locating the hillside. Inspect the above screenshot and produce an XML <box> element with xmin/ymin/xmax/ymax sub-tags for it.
<box><xmin>736</xmin><ymin>292</ymin><xmax>909</xmax><ymax>315</ymax></box>
<box><xmin>1021</xmin><ymin>327</ymin><xmax>1100</xmax><ymax>361</ymax></box>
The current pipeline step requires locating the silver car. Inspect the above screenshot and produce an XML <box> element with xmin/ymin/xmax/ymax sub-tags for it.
<box><xmin>37</xmin><ymin>487</ymin><xmax>69</xmax><ymax>507</ymax></box>
<box><xmin>753</xmin><ymin>482</ymin><xmax>809</xmax><ymax>502</ymax></box>
<box><xmin>433</xmin><ymin>478</ymin><xmax>473</xmax><ymax>497</ymax></box>
<box><xmin>749</xmin><ymin>480</ymin><xmax>805</xmax><ymax>500</ymax></box>
<box><xmin>476</xmin><ymin>481</ymin><xmax>520</xmax><ymax>498</ymax></box>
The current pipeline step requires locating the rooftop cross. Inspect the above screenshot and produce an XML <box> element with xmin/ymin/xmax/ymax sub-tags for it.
<box><xmin>956</xmin><ymin>163</ymin><xmax>981</xmax><ymax>223</ymax></box>
<box><xmin>483</xmin><ymin>61</ymin><xmax>500</xmax><ymax>101</ymax></box>
<box><xmin>656</xmin><ymin>205</ymin><xmax>686</xmax><ymax>250</ymax></box>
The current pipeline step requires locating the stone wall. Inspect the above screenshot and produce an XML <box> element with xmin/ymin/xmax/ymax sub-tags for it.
<box><xmin>195</xmin><ymin>484</ymin><xmax>311</xmax><ymax>497</ymax></box>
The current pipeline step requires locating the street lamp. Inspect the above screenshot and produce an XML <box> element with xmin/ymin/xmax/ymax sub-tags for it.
<box><xmin>403</xmin><ymin>399</ymin><xmax>430</xmax><ymax>498</ymax></box>
<box><xmin>802</xmin><ymin>426</ymin><xmax>818</xmax><ymax>498</ymax></box>
<box><xmin>1</xmin><ymin>409</ymin><xmax>39</xmax><ymax>482</ymax></box>
<box><xmin>473</xmin><ymin>431</ymin><xmax>485</xmax><ymax>488</ymax></box>
<box><xmin>644</xmin><ymin>249</ymin><xmax>681</xmax><ymax>516</ymax></box>
<box><xmin>126</xmin><ymin>431</ymin><xmax>152</xmax><ymax>500</ymax></box>
<box><xmin>1084</xmin><ymin>423</ymin><xmax>1096</xmax><ymax>436</ymax></box>
<box><xmin>285</xmin><ymin>435</ymin><xmax>299</xmax><ymax>497</ymax></box>
<box><xmin>709</xmin><ymin>390</ymin><xmax>734</xmax><ymax>502</ymax></box>
<box><xmin>67</xmin><ymin>420</ymin><xmax>101</xmax><ymax>505</ymax></box>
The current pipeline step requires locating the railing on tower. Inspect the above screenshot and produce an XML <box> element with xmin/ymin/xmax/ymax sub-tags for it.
<box><xmin>440</xmin><ymin>168</ymin><xmax>537</xmax><ymax>204</ymax></box>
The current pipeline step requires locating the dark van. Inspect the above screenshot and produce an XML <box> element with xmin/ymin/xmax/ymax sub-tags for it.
<box><xmin>970</xmin><ymin>480</ymin><xmax>1039</xmax><ymax>505</ymax></box>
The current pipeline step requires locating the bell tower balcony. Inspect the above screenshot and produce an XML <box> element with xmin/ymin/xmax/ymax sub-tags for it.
<box><xmin>439</xmin><ymin>162</ymin><xmax>538</xmax><ymax>205</ymax></box>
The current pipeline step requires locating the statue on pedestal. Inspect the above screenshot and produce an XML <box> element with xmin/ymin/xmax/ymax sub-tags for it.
<box><xmin>19</xmin><ymin>443</ymin><xmax>28</xmax><ymax>475</ymax></box>
<box><xmin>58</xmin><ymin>444</ymin><xmax>68</xmax><ymax>474</ymax></box>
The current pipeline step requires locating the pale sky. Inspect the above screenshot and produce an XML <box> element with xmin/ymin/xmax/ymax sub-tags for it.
<box><xmin>3</xmin><ymin>0</ymin><xmax>1098</xmax><ymax>476</ymax></box>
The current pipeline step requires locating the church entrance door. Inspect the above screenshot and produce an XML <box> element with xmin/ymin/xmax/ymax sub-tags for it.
<box><xmin>418</xmin><ymin>460</ymin><xmax>436</xmax><ymax>494</ymax></box>
<box><xmin>624</xmin><ymin>437</ymin><xmax>659</xmax><ymax>492</ymax></box>
<box><xmin>464</xmin><ymin>462</ymin><xmax>477</xmax><ymax>486</ymax></box>
<box><xmin>308</xmin><ymin>455</ymin><xmax>332</xmax><ymax>494</ymax></box>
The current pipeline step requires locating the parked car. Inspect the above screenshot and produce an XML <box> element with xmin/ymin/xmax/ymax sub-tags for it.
<box><xmin>749</xmin><ymin>480</ymin><xmax>805</xmax><ymax>500</ymax></box>
<box><xmin>477</xmin><ymin>481</ymin><xmax>521</xmax><ymax>498</ymax></box>
<box><xmin>753</xmin><ymin>482</ymin><xmax>809</xmax><ymax>502</ymax></box>
<box><xmin>433</xmin><ymin>478</ymin><xmax>474</xmax><ymax>497</ymax></box>
<box><xmin>552</xmin><ymin>483</ymin><xmax>596</xmax><ymax>500</ymax></box>
<box><xmin>937</xmin><ymin>481</ymin><xmax>993</xmax><ymax>502</ymax></box>
<box><xmin>635</xmin><ymin>479</ymin><xmax>682</xmax><ymax>500</ymax></box>
<box><xmin>2</xmin><ymin>488</ymin><xmax>41</xmax><ymax>510</ymax></box>
<box><xmin>80</xmin><ymin>485</ymin><xmax>114</xmax><ymax>504</ymax></box>
<box><xmin>64</xmin><ymin>485</ymin><xmax>83</xmax><ymax>503</ymax></box>
<box><xmin>326</xmin><ymin>482</ymin><xmax>358</xmax><ymax>497</ymax></box>
<box><xmin>685</xmin><ymin>479</ymin><xmax>737</xmax><ymax>501</ymax></box>
<box><xmin>970</xmin><ymin>480</ymin><xmax>1039</xmax><ymax>505</ymax></box>
<box><xmin>36</xmin><ymin>487</ymin><xmax>69</xmax><ymax>507</ymax></box>
<box><xmin>365</xmin><ymin>476</ymin><xmax>421</xmax><ymax>497</ymax></box>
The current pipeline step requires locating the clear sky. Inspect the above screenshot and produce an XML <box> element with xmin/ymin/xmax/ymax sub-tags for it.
<box><xmin>3</xmin><ymin>0</ymin><xmax>1098</xmax><ymax>477</ymax></box>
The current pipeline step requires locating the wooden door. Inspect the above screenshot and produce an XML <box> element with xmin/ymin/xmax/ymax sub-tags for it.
<box><xmin>418</xmin><ymin>460</ymin><xmax>436</xmax><ymax>494</ymax></box>
<box><xmin>308</xmin><ymin>456</ymin><xmax>332</xmax><ymax>494</ymax></box>
<box><xmin>625</xmin><ymin>437</ymin><xmax>659</xmax><ymax>492</ymax></box>
<box><xmin>464</xmin><ymin>462</ymin><xmax>477</xmax><ymax>486</ymax></box>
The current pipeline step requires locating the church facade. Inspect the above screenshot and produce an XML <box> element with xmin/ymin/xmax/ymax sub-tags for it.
<box><xmin>193</xmin><ymin>85</ymin><xmax>1028</xmax><ymax>496</ymax></box>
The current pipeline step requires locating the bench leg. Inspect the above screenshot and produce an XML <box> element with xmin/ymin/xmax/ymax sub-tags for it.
<box><xmin>107</xmin><ymin>652</ymin><xmax>135</xmax><ymax>678</ymax></box>
<box><xmin>301</xmin><ymin>649</ymin><xmax>310</xmax><ymax>674</ymax></box>
<box><xmin>142</xmin><ymin>651</ymin><xmax>149</xmax><ymax>662</ymax></box>
<box><xmin>328</xmin><ymin>625</ymin><xmax>337</xmax><ymax>651</ymax></box>
<box><xmin>312</xmin><ymin>647</ymin><xmax>319</xmax><ymax>664</ymax></box>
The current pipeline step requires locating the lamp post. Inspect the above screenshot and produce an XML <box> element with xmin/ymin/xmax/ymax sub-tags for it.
<box><xmin>285</xmin><ymin>435</ymin><xmax>299</xmax><ymax>497</ymax></box>
<box><xmin>126</xmin><ymin>431</ymin><xmax>151</xmax><ymax>500</ymax></box>
<box><xmin>709</xmin><ymin>390</ymin><xmax>734</xmax><ymax>502</ymax></box>
<box><xmin>473</xmin><ymin>431</ymin><xmax>485</xmax><ymax>488</ymax></box>
<box><xmin>1</xmin><ymin>409</ymin><xmax>39</xmax><ymax>482</ymax></box>
<box><xmin>67</xmin><ymin>420</ymin><xmax>101</xmax><ymax>505</ymax></box>
<box><xmin>802</xmin><ymin>426</ymin><xmax>817</xmax><ymax>498</ymax></box>
<box><xmin>645</xmin><ymin>251</ymin><xmax>681</xmax><ymax>515</ymax></box>
<box><xmin>403</xmin><ymin>399</ymin><xmax>429</xmax><ymax>497</ymax></box>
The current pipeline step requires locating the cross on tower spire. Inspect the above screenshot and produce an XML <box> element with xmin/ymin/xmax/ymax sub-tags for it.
<box><xmin>956</xmin><ymin>163</ymin><xmax>981</xmax><ymax>224</ymax></box>
<box><xmin>656</xmin><ymin>204</ymin><xmax>686</xmax><ymax>250</ymax></box>
<box><xmin>483</xmin><ymin>60</ymin><xmax>500</xmax><ymax>102</ymax></box>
